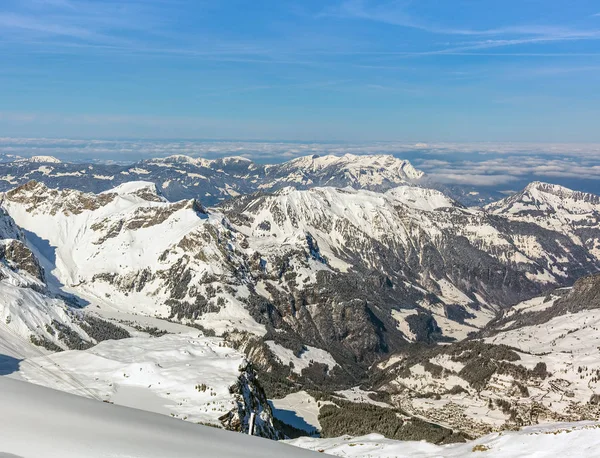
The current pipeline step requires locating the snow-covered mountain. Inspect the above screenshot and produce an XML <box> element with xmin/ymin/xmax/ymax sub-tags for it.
<box><xmin>262</xmin><ymin>153</ymin><xmax>423</xmax><ymax>190</ymax></box>
<box><xmin>16</xmin><ymin>155</ymin><xmax>63</xmax><ymax>164</ymax></box>
<box><xmin>0</xmin><ymin>206</ymin><xmax>121</xmax><ymax>358</ymax></box>
<box><xmin>486</xmin><ymin>182</ymin><xmax>600</xmax><ymax>262</ymax></box>
<box><xmin>2</xmin><ymin>179</ymin><xmax>600</xmax><ymax>383</ymax></box>
<box><xmin>0</xmin><ymin>153</ymin><xmax>425</xmax><ymax>206</ymax></box>
<box><xmin>2</xmin><ymin>172</ymin><xmax>600</xmax><ymax>454</ymax></box>
<box><xmin>223</xmin><ymin>182</ymin><xmax>600</xmax><ymax>339</ymax></box>
<box><xmin>1</xmin><ymin>203</ymin><xmax>283</xmax><ymax>438</ymax></box>
<box><xmin>1</xmin><ymin>180</ymin><xmax>264</xmax><ymax>334</ymax></box>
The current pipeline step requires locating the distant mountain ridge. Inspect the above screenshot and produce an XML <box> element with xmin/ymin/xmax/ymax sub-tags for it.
<box><xmin>0</xmin><ymin>153</ymin><xmax>427</xmax><ymax>207</ymax></box>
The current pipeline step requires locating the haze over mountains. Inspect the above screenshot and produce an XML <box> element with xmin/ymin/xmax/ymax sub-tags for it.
<box><xmin>2</xmin><ymin>152</ymin><xmax>600</xmax><ymax>456</ymax></box>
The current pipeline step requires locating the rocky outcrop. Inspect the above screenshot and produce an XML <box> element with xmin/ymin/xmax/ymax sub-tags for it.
<box><xmin>219</xmin><ymin>362</ymin><xmax>281</xmax><ymax>439</ymax></box>
<box><xmin>0</xmin><ymin>239</ymin><xmax>44</xmax><ymax>281</ymax></box>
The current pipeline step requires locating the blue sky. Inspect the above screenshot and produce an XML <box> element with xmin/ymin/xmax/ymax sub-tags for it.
<box><xmin>1</xmin><ymin>0</ymin><xmax>600</xmax><ymax>141</ymax></box>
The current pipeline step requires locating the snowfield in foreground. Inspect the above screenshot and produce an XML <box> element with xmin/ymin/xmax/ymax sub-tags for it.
<box><xmin>0</xmin><ymin>376</ymin><xmax>318</xmax><ymax>458</ymax></box>
<box><xmin>19</xmin><ymin>333</ymin><xmax>244</xmax><ymax>425</ymax></box>
<box><xmin>288</xmin><ymin>422</ymin><xmax>600</xmax><ymax>457</ymax></box>
<box><xmin>6</xmin><ymin>372</ymin><xmax>600</xmax><ymax>458</ymax></box>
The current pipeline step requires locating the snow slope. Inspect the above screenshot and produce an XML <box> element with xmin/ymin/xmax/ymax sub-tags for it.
<box><xmin>0</xmin><ymin>376</ymin><xmax>318</xmax><ymax>458</ymax></box>
<box><xmin>288</xmin><ymin>422</ymin><xmax>600</xmax><ymax>457</ymax></box>
<box><xmin>270</xmin><ymin>391</ymin><xmax>324</xmax><ymax>433</ymax></box>
<box><xmin>18</xmin><ymin>334</ymin><xmax>245</xmax><ymax>425</ymax></box>
<box><xmin>265</xmin><ymin>340</ymin><xmax>339</xmax><ymax>375</ymax></box>
<box><xmin>1</xmin><ymin>180</ymin><xmax>264</xmax><ymax>336</ymax></box>
<box><xmin>0</xmin><ymin>207</ymin><xmax>102</xmax><ymax>360</ymax></box>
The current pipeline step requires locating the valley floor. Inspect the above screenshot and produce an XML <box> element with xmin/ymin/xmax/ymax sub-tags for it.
<box><xmin>287</xmin><ymin>422</ymin><xmax>600</xmax><ymax>457</ymax></box>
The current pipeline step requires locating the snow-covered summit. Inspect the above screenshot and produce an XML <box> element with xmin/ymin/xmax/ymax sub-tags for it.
<box><xmin>279</xmin><ymin>153</ymin><xmax>424</xmax><ymax>181</ymax></box>
<box><xmin>485</xmin><ymin>182</ymin><xmax>600</xmax><ymax>255</ymax></box>
<box><xmin>487</xmin><ymin>181</ymin><xmax>600</xmax><ymax>217</ymax></box>
<box><xmin>103</xmin><ymin>181</ymin><xmax>166</xmax><ymax>202</ymax></box>
<box><xmin>17</xmin><ymin>155</ymin><xmax>62</xmax><ymax>164</ymax></box>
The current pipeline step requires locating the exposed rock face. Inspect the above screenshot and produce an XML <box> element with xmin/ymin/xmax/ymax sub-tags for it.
<box><xmin>0</xmin><ymin>239</ymin><xmax>45</xmax><ymax>281</ymax></box>
<box><xmin>6</xmin><ymin>180</ymin><xmax>116</xmax><ymax>215</ymax></box>
<box><xmin>220</xmin><ymin>362</ymin><xmax>281</xmax><ymax>439</ymax></box>
<box><xmin>558</xmin><ymin>274</ymin><xmax>600</xmax><ymax>312</ymax></box>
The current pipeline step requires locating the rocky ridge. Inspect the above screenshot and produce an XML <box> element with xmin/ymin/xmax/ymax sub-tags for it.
<box><xmin>1</xmin><ymin>179</ymin><xmax>599</xmax><ymax>390</ymax></box>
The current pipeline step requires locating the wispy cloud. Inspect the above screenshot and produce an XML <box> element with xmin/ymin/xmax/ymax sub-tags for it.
<box><xmin>325</xmin><ymin>0</ymin><xmax>600</xmax><ymax>53</ymax></box>
<box><xmin>329</xmin><ymin>1</ymin><xmax>595</xmax><ymax>36</ymax></box>
<box><xmin>0</xmin><ymin>0</ymin><xmax>173</xmax><ymax>47</ymax></box>
<box><xmin>3</xmin><ymin>0</ymin><xmax>599</xmax><ymax>62</ymax></box>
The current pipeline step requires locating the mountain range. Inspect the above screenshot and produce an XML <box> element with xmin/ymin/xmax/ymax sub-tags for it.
<box><xmin>1</xmin><ymin>153</ymin><xmax>600</xmax><ymax>454</ymax></box>
<box><xmin>0</xmin><ymin>153</ymin><xmax>498</xmax><ymax>206</ymax></box>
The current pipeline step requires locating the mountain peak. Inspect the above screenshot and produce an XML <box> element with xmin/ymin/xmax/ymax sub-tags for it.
<box><xmin>103</xmin><ymin>181</ymin><xmax>165</xmax><ymax>202</ymax></box>
<box><xmin>516</xmin><ymin>181</ymin><xmax>599</xmax><ymax>203</ymax></box>
<box><xmin>523</xmin><ymin>181</ymin><xmax>572</xmax><ymax>194</ymax></box>
<box><xmin>148</xmin><ymin>155</ymin><xmax>210</xmax><ymax>167</ymax></box>
<box><xmin>278</xmin><ymin>153</ymin><xmax>424</xmax><ymax>184</ymax></box>
<box><xmin>6</xmin><ymin>180</ymin><xmax>49</xmax><ymax>196</ymax></box>
<box><xmin>18</xmin><ymin>155</ymin><xmax>62</xmax><ymax>164</ymax></box>
<box><xmin>486</xmin><ymin>181</ymin><xmax>600</xmax><ymax>219</ymax></box>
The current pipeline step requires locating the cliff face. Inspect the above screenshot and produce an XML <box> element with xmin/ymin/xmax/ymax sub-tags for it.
<box><xmin>0</xmin><ymin>239</ymin><xmax>45</xmax><ymax>282</ymax></box>
<box><xmin>220</xmin><ymin>362</ymin><xmax>281</xmax><ymax>440</ymax></box>
<box><xmin>557</xmin><ymin>274</ymin><xmax>600</xmax><ymax>313</ymax></box>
